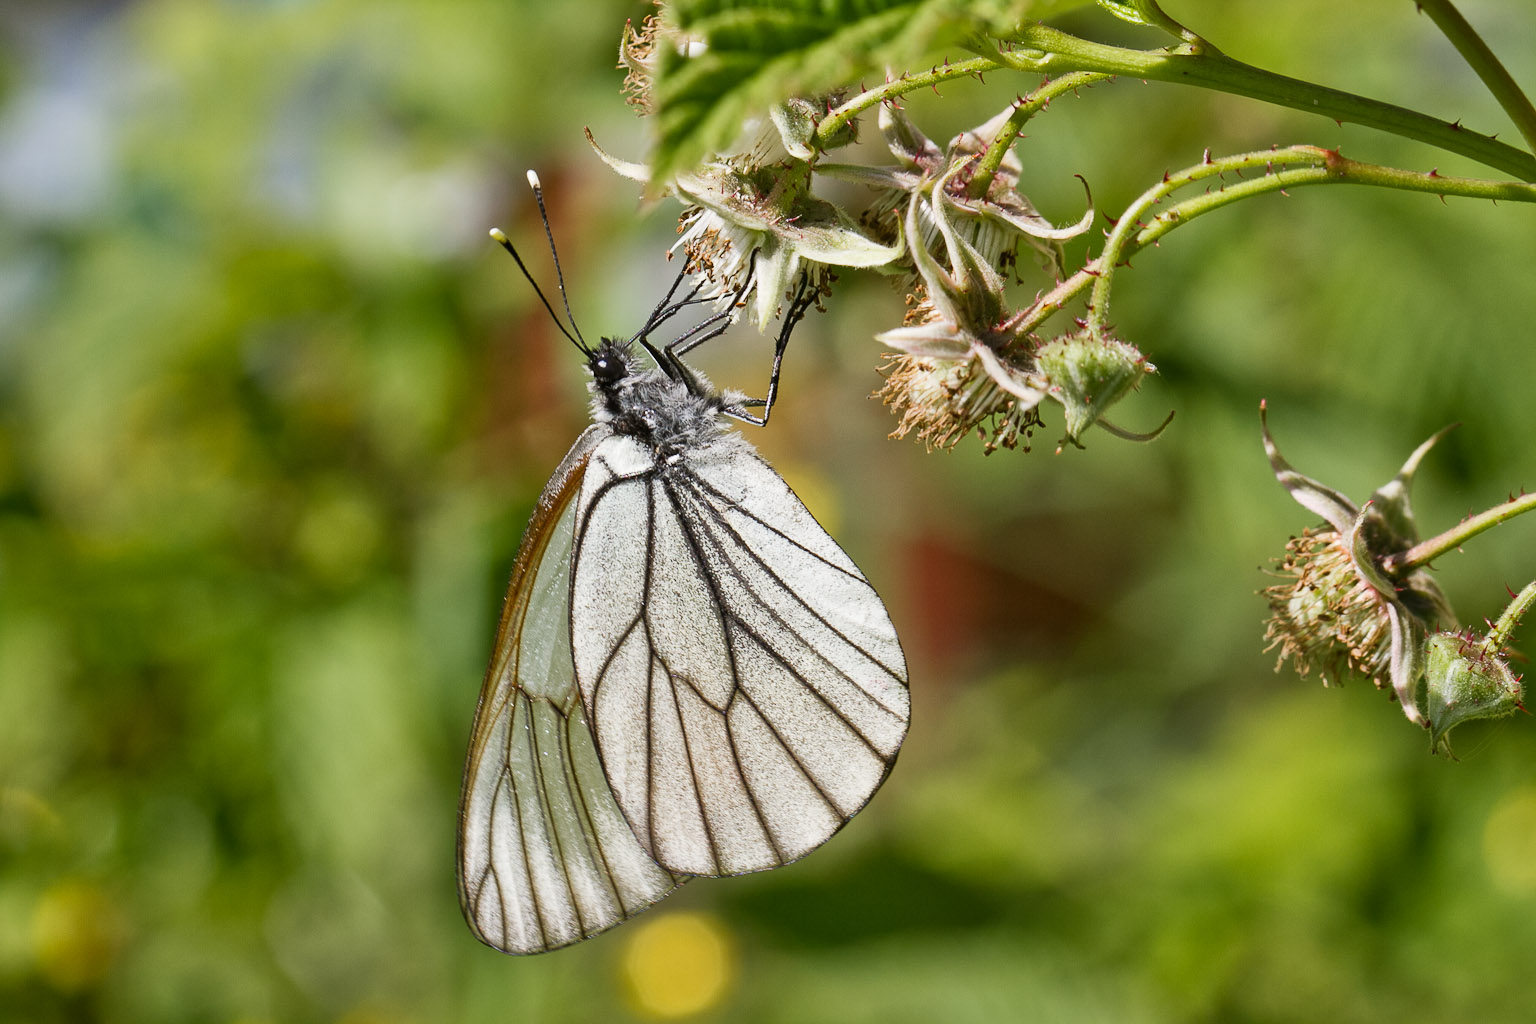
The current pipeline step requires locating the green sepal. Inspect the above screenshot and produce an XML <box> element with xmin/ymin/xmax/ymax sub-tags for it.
<box><xmin>1422</xmin><ymin>631</ymin><xmax>1523</xmax><ymax>755</ymax></box>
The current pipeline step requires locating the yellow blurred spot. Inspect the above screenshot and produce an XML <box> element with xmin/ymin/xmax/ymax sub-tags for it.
<box><xmin>293</xmin><ymin>484</ymin><xmax>383</xmax><ymax>584</ymax></box>
<box><xmin>0</xmin><ymin>787</ymin><xmax>64</xmax><ymax>839</ymax></box>
<box><xmin>31</xmin><ymin>880</ymin><xmax>125</xmax><ymax>991</ymax></box>
<box><xmin>619</xmin><ymin>912</ymin><xmax>736</xmax><ymax>1018</ymax></box>
<box><xmin>773</xmin><ymin>461</ymin><xmax>841</xmax><ymax>537</ymax></box>
<box><xmin>336</xmin><ymin>1007</ymin><xmax>396</xmax><ymax>1024</ymax></box>
<box><xmin>1483</xmin><ymin>785</ymin><xmax>1536</xmax><ymax>896</ymax></box>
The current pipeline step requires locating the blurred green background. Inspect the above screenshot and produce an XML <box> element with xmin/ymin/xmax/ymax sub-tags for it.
<box><xmin>3</xmin><ymin>1</ymin><xmax>1536</xmax><ymax>1021</ymax></box>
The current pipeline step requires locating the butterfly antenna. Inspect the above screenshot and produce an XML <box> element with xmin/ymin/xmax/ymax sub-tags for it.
<box><xmin>525</xmin><ymin>170</ymin><xmax>590</xmax><ymax>350</ymax></box>
<box><xmin>488</xmin><ymin>227</ymin><xmax>589</xmax><ymax>355</ymax></box>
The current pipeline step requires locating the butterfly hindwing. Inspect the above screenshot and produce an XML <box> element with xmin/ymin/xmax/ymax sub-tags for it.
<box><xmin>458</xmin><ymin>426</ymin><xmax>682</xmax><ymax>955</ymax></box>
<box><xmin>571</xmin><ymin>432</ymin><xmax>911</xmax><ymax>877</ymax></box>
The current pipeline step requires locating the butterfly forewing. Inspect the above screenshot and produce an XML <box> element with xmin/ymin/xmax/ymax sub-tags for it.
<box><xmin>458</xmin><ymin>427</ymin><xmax>682</xmax><ymax>955</ymax></box>
<box><xmin>570</xmin><ymin>432</ymin><xmax>911</xmax><ymax>878</ymax></box>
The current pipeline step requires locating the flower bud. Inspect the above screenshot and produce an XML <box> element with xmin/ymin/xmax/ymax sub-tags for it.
<box><xmin>1036</xmin><ymin>329</ymin><xmax>1150</xmax><ymax>444</ymax></box>
<box><xmin>771</xmin><ymin>98</ymin><xmax>820</xmax><ymax>159</ymax></box>
<box><xmin>1422</xmin><ymin>630</ymin><xmax>1523</xmax><ymax>754</ymax></box>
<box><xmin>771</xmin><ymin>96</ymin><xmax>854</xmax><ymax>157</ymax></box>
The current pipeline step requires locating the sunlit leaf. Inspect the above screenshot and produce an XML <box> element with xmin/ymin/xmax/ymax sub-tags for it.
<box><xmin>651</xmin><ymin>0</ymin><xmax>1086</xmax><ymax>183</ymax></box>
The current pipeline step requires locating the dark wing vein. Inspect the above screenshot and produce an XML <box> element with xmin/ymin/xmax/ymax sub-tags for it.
<box><xmin>482</xmin><ymin>771</ymin><xmax>511</xmax><ymax>939</ymax></box>
<box><xmin>677</xmin><ymin>469</ymin><xmax>907</xmax><ymax>688</ymax></box>
<box><xmin>654</xmin><ymin>643</ymin><xmax>724</xmax><ymax>874</ymax></box>
<box><xmin>643</xmin><ymin>483</ymin><xmax>657</xmax><ymax>856</ymax></box>
<box><xmin>730</xmin><ymin>681</ymin><xmax>843</xmax><ymax>815</ymax></box>
<box><xmin>686</xmin><ymin>468</ymin><xmax>870</xmax><ymax>583</ymax></box>
<box><xmin>589</xmin><ymin>614</ymin><xmax>644</xmax><ymax>715</ymax></box>
<box><xmin>659</xmin><ymin>478</ymin><xmax>790</xmax><ymax>860</ymax></box>
<box><xmin>504</xmin><ymin>708</ymin><xmax>550</xmax><ymax>949</ymax></box>
<box><xmin>559</xmin><ymin>705</ymin><xmax>629</xmax><ymax>916</ymax></box>
<box><xmin>656</xmin><ymin>477</ymin><xmax>781</xmax><ymax>867</ymax></box>
<box><xmin>674</xmin><ymin>477</ymin><xmax>902</xmax><ymax>754</ymax></box>
<box><xmin>523</xmin><ymin>694</ymin><xmax>585</xmax><ymax>938</ymax></box>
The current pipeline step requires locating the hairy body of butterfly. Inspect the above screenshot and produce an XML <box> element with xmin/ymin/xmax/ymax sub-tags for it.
<box><xmin>457</xmin><ymin>337</ymin><xmax>911</xmax><ymax>955</ymax></box>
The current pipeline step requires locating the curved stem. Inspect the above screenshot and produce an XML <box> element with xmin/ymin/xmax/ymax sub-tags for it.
<box><xmin>969</xmin><ymin>72</ymin><xmax>1111</xmax><ymax>198</ymax></box>
<box><xmin>815</xmin><ymin>57</ymin><xmax>999</xmax><ymax>147</ymax></box>
<box><xmin>1019</xmin><ymin>148</ymin><xmax>1536</xmax><ymax>337</ymax></box>
<box><xmin>1384</xmin><ymin>492</ymin><xmax>1536</xmax><ymax>574</ymax></box>
<box><xmin>1089</xmin><ymin>146</ymin><xmax>1325</xmax><ymax>331</ymax></box>
<box><xmin>991</xmin><ymin>23</ymin><xmax>1536</xmax><ymax>181</ymax></box>
<box><xmin>1415</xmin><ymin>0</ymin><xmax>1536</xmax><ymax>155</ymax></box>
<box><xmin>1127</xmin><ymin>0</ymin><xmax>1208</xmax><ymax>47</ymax></box>
<box><xmin>813</xmin><ymin>22</ymin><xmax>1536</xmax><ymax>178</ymax></box>
<box><xmin>1488</xmin><ymin>581</ymin><xmax>1536</xmax><ymax>650</ymax></box>
<box><xmin>1135</xmin><ymin>152</ymin><xmax>1536</xmax><ymax>241</ymax></box>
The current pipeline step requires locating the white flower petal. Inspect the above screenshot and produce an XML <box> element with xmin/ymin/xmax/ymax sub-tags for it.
<box><xmin>1261</xmin><ymin>405</ymin><xmax>1361</xmax><ymax>534</ymax></box>
<box><xmin>783</xmin><ymin>219</ymin><xmax>902</xmax><ymax>268</ymax></box>
<box><xmin>974</xmin><ymin>344</ymin><xmax>1043</xmax><ymax>403</ymax></box>
<box><xmin>875</xmin><ymin>326</ymin><xmax>974</xmax><ymax>359</ymax></box>
<box><xmin>751</xmin><ymin>243</ymin><xmax>796</xmax><ymax>331</ymax></box>
<box><xmin>1387</xmin><ymin>604</ymin><xmax>1429</xmax><ymax>727</ymax></box>
<box><xmin>879</xmin><ymin>104</ymin><xmax>941</xmax><ymax>169</ymax></box>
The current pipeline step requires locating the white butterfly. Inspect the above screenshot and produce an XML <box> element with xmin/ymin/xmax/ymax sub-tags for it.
<box><xmin>456</xmin><ymin>175</ymin><xmax>911</xmax><ymax>955</ymax></box>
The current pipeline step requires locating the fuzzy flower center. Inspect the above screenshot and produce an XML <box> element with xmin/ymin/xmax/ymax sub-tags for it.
<box><xmin>1264</xmin><ymin>526</ymin><xmax>1396</xmax><ymax>688</ymax></box>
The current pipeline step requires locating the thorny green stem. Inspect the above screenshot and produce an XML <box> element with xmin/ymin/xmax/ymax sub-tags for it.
<box><xmin>1019</xmin><ymin>147</ymin><xmax>1536</xmax><ymax>338</ymax></box>
<box><xmin>1089</xmin><ymin>146</ymin><xmax>1320</xmax><ymax>331</ymax></box>
<box><xmin>968</xmin><ymin>72</ymin><xmax>1111</xmax><ymax>198</ymax></box>
<box><xmin>1488</xmin><ymin>581</ymin><xmax>1536</xmax><ymax>650</ymax></box>
<box><xmin>1384</xmin><ymin>491</ymin><xmax>1536</xmax><ymax>575</ymax></box>
<box><xmin>1415</xmin><ymin>0</ymin><xmax>1536</xmax><ymax>155</ymax></box>
<box><xmin>990</xmin><ymin>23</ymin><xmax>1536</xmax><ymax>181</ymax></box>
<box><xmin>814</xmin><ymin>22</ymin><xmax>1536</xmax><ymax>179</ymax></box>
<box><xmin>815</xmin><ymin>58</ymin><xmax>998</xmax><ymax>147</ymax></box>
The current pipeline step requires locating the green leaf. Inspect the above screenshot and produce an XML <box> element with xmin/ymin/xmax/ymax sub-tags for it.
<box><xmin>1093</xmin><ymin>0</ymin><xmax>1152</xmax><ymax>27</ymax></box>
<box><xmin>651</xmin><ymin>0</ymin><xmax>1082</xmax><ymax>186</ymax></box>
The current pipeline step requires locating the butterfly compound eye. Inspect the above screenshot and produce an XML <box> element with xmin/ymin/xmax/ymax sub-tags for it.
<box><xmin>590</xmin><ymin>350</ymin><xmax>628</xmax><ymax>388</ymax></box>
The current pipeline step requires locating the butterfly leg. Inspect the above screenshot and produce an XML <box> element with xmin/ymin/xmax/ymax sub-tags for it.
<box><xmin>721</xmin><ymin>275</ymin><xmax>815</xmax><ymax>428</ymax></box>
<box><xmin>631</xmin><ymin>263</ymin><xmax>710</xmax><ymax>347</ymax></box>
<box><xmin>633</xmin><ymin>244</ymin><xmax>761</xmax><ymax>357</ymax></box>
<box><xmin>645</xmin><ymin>267</ymin><xmax>759</xmax><ymax>397</ymax></box>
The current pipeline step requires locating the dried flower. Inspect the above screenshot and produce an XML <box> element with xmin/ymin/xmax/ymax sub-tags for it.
<box><xmin>619</xmin><ymin>16</ymin><xmax>660</xmax><ymax>113</ymax></box>
<box><xmin>1265</xmin><ymin>526</ymin><xmax>1398</xmax><ymax>686</ymax></box>
<box><xmin>617</xmin><ymin>15</ymin><xmax>707</xmax><ymax>115</ymax></box>
<box><xmin>821</xmin><ymin>103</ymin><xmax>1092</xmax><ymax>275</ymax></box>
<box><xmin>588</xmin><ymin>135</ymin><xmax>900</xmax><ymax>330</ymax></box>
<box><xmin>1261</xmin><ymin>406</ymin><xmax>1457</xmax><ymax>727</ymax></box>
<box><xmin>876</xmin><ymin>165</ymin><xmax>1043</xmax><ymax>452</ymax></box>
<box><xmin>880</xmin><ymin>343</ymin><xmax>1044</xmax><ymax>453</ymax></box>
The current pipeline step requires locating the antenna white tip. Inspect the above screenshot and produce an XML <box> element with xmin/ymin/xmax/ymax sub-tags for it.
<box><xmin>526</xmin><ymin>169</ymin><xmax>542</xmax><ymax>191</ymax></box>
<box><xmin>489</xmin><ymin>227</ymin><xmax>509</xmax><ymax>243</ymax></box>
